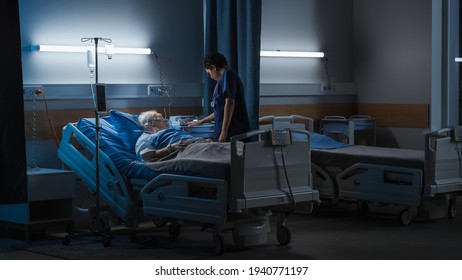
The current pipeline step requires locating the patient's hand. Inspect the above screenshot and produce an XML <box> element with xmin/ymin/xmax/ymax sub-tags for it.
<box><xmin>171</xmin><ymin>140</ymin><xmax>191</xmax><ymax>150</ymax></box>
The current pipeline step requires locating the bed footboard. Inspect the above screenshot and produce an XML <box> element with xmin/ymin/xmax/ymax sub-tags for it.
<box><xmin>229</xmin><ymin>129</ymin><xmax>319</xmax><ymax>213</ymax></box>
<box><xmin>424</xmin><ymin>128</ymin><xmax>462</xmax><ymax>197</ymax></box>
<box><xmin>57</xmin><ymin>122</ymin><xmax>139</xmax><ymax>226</ymax></box>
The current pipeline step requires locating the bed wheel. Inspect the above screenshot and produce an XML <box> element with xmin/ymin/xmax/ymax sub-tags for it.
<box><xmin>168</xmin><ymin>224</ymin><xmax>181</xmax><ymax>239</ymax></box>
<box><xmin>448</xmin><ymin>200</ymin><xmax>456</xmax><ymax>219</ymax></box>
<box><xmin>399</xmin><ymin>209</ymin><xmax>412</xmax><ymax>226</ymax></box>
<box><xmin>153</xmin><ymin>216</ymin><xmax>168</xmax><ymax>228</ymax></box>
<box><xmin>277</xmin><ymin>225</ymin><xmax>292</xmax><ymax>246</ymax></box>
<box><xmin>214</xmin><ymin>234</ymin><xmax>225</xmax><ymax>256</ymax></box>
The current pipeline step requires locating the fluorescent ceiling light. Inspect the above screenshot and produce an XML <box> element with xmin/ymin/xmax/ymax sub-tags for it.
<box><xmin>37</xmin><ymin>44</ymin><xmax>152</xmax><ymax>55</ymax></box>
<box><xmin>455</xmin><ymin>57</ymin><xmax>462</xmax><ymax>62</ymax></box>
<box><xmin>261</xmin><ymin>50</ymin><xmax>325</xmax><ymax>58</ymax></box>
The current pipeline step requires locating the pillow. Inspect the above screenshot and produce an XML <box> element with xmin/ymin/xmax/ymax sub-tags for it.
<box><xmin>76</xmin><ymin>117</ymin><xmax>158</xmax><ymax>180</ymax></box>
<box><xmin>109</xmin><ymin>110</ymin><xmax>144</xmax><ymax>151</ymax></box>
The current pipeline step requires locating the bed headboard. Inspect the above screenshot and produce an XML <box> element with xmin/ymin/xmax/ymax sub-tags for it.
<box><xmin>259</xmin><ymin>115</ymin><xmax>314</xmax><ymax>132</ymax></box>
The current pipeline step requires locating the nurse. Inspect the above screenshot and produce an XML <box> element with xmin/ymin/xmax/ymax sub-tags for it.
<box><xmin>188</xmin><ymin>52</ymin><xmax>250</xmax><ymax>142</ymax></box>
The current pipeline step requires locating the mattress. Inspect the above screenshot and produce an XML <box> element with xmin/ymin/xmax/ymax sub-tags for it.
<box><xmin>311</xmin><ymin>145</ymin><xmax>425</xmax><ymax>171</ymax></box>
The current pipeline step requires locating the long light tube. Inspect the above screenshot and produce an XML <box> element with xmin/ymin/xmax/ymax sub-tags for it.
<box><xmin>36</xmin><ymin>44</ymin><xmax>152</xmax><ymax>55</ymax></box>
<box><xmin>261</xmin><ymin>50</ymin><xmax>325</xmax><ymax>58</ymax></box>
<box><xmin>455</xmin><ymin>57</ymin><xmax>462</xmax><ymax>62</ymax></box>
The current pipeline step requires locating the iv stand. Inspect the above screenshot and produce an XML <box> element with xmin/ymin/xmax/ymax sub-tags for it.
<box><xmin>63</xmin><ymin>37</ymin><xmax>112</xmax><ymax>247</ymax></box>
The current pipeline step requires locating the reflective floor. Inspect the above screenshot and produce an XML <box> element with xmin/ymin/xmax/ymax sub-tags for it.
<box><xmin>1</xmin><ymin>198</ymin><xmax>461</xmax><ymax>260</ymax></box>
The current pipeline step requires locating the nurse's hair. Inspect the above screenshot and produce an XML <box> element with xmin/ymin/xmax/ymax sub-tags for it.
<box><xmin>204</xmin><ymin>52</ymin><xmax>228</xmax><ymax>70</ymax></box>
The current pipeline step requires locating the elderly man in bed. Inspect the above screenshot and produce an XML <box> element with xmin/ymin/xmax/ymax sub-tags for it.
<box><xmin>135</xmin><ymin>110</ymin><xmax>211</xmax><ymax>161</ymax></box>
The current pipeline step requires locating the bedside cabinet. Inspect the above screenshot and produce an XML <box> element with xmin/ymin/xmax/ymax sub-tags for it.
<box><xmin>0</xmin><ymin>168</ymin><xmax>75</xmax><ymax>240</ymax></box>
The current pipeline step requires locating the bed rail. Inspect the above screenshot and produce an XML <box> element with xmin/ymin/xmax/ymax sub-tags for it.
<box><xmin>140</xmin><ymin>174</ymin><xmax>227</xmax><ymax>224</ymax></box>
<box><xmin>337</xmin><ymin>163</ymin><xmax>423</xmax><ymax>207</ymax></box>
<box><xmin>57</xmin><ymin>122</ymin><xmax>139</xmax><ymax>226</ymax></box>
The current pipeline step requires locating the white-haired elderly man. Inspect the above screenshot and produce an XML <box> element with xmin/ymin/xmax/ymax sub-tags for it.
<box><xmin>135</xmin><ymin>110</ymin><xmax>211</xmax><ymax>161</ymax></box>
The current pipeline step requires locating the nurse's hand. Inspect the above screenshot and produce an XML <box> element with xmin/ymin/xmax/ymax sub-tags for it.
<box><xmin>218</xmin><ymin>131</ymin><xmax>228</xmax><ymax>142</ymax></box>
<box><xmin>185</xmin><ymin>120</ymin><xmax>201</xmax><ymax>126</ymax></box>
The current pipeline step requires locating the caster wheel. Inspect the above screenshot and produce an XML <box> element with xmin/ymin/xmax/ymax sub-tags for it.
<box><xmin>214</xmin><ymin>234</ymin><xmax>225</xmax><ymax>256</ymax></box>
<box><xmin>277</xmin><ymin>226</ymin><xmax>292</xmax><ymax>246</ymax></box>
<box><xmin>304</xmin><ymin>202</ymin><xmax>314</xmax><ymax>214</ymax></box>
<box><xmin>153</xmin><ymin>216</ymin><xmax>168</xmax><ymax>228</ymax></box>
<box><xmin>399</xmin><ymin>209</ymin><xmax>412</xmax><ymax>226</ymax></box>
<box><xmin>448</xmin><ymin>200</ymin><xmax>456</xmax><ymax>219</ymax></box>
<box><xmin>168</xmin><ymin>224</ymin><xmax>181</xmax><ymax>239</ymax></box>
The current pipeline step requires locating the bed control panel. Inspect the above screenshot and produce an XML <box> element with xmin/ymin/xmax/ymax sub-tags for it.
<box><xmin>453</xmin><ymin>127</ymin><xmax>462</xmax><ymax>141</ymax></box>
<box><xmin>270</xmin><ymin>129</ymin><xmax>292</xmax><ymax>146</ymax></box>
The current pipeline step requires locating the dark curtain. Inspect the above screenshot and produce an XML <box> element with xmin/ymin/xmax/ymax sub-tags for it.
<box><xmin>0</xmin><ymin>0</ymin><xmax>27</xmax><ymax>204</ymax></box>
<box><xmin>204</xmin><ymin>0</ymin><xmax>262</xmax><ymax>130</ymax></box>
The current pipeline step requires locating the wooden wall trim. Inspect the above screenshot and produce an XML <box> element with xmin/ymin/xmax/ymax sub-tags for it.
<box><xmin>25</xmin><ymin>103</ymin><xmax>429</xmax><ymax>141</ymax></box>
<box><xmin>357</xmin><ymin>103</ymin><xmax>429</xmax><ymax>128</ymax></box>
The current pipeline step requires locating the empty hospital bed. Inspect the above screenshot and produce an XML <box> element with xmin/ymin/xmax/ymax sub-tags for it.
<box><xmin>57</xmin><ymin>110</ymin><xmax>319</xmax><ymax>254</ymax></box>
<box><xmin>313</xmin><ymin>129</ymin><xmax>461</xmax><ymax>225</ymax></box>
<box><xmin>259</xmin><ymin>115</ymin><xmax>461</xmax><ymax>225</ymax></box>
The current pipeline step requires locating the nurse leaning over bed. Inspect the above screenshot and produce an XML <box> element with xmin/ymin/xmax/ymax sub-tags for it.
<box><xmin>186</xmin><ymin>52</ymin><xmax>250</xmax><ymax>142</ymax></box>
<box><xmin>135</xmin><ymin>110</ymin><xmax>210</xmax><ymax>161</ymax></box>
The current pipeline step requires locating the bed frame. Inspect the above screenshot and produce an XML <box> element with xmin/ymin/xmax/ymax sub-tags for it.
<box><xmin>259</xmin><ymin>116</ymin><xmax>461</xmax><ymax>225</ymax></box>
<box><xmin>58</xmin><ymin>118</ymin><xmax>319</xmax><ymax>254</ymax></box>
<box><xmin>315</xmin><ymin>128</ymin><xmax>461</xmax><ymax>225</ymax></box>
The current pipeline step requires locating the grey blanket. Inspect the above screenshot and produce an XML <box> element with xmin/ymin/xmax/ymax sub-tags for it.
<box><xmin>144</xmin><ymin>142</ymin><xmax>231</xmax><ymax>179</ymax></box>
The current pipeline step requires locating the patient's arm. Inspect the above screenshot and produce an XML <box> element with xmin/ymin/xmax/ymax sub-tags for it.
<box><xmin>141</xmin><ymin>139</ymin><xmax>206</xmax><ymax>161</ymax></box>
<box><xmin>141</xmin><ymin>144</ymin><xmax>176</xmax><ymax>161</ymax></box>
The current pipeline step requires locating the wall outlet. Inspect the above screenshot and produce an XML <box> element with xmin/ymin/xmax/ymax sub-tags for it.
<box><xmin>147</xmin><ymin>85</ymin><xmax>172</xmax><ymax>97</ymax></box>
<box><xmin>23</xmin><ymin>85</ymin><xmax>44</xmax><ymax>97</ymax></box>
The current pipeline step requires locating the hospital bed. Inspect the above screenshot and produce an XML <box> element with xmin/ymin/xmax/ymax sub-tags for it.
<box><xmin>57</xmin><ymin>110</ymin><xmax>319</xmax><ymax>254</ymax></box>
<box><xmin>259</xmin><ymin>115</ymin><xmax>461</xmax><ymax>225</ymax></box>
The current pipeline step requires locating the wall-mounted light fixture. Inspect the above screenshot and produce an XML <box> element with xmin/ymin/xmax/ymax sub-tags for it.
<box><xmin>260</xmin><ymin>50</ymin><xmax>325</xmax><ymax>58</ymax></box>
<box><xmin>455</xmin><ymin>57</ymin><xmax>462</xmax><ymax>62</ymax></box>
<box><xmin>33</xmin><ymin>44</ymin><xmax>152</xmax><ymax>55</ymax></box>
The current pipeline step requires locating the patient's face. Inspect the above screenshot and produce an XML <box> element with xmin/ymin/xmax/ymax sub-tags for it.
<box><xmin>147</xmin><ymin>111</ymin><xmax>168</xmax><ymax>131</ymax></box>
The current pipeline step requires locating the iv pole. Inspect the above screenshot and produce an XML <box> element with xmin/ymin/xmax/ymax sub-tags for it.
<box><xmin>63</xmin><ymin>37</ymin><xmax>112</xmax><ymax>247</ymax></box>
<box><xmin>85</xmin><ymin>36</ymin><xmax>112</xmax><ymax>236</ymax></box>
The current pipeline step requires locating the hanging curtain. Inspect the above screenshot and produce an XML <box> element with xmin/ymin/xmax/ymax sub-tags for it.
<box><xmin>0</xmin><ymin>0</ymin><xmax>27</xmax><ymax>204</ymax></box>
<box><xmin>204</xmin><ymin>0</ymin><xmax>262</xmax><ymax>130</ymax></box>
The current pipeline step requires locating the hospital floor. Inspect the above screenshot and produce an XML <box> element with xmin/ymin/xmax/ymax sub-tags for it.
<box><xmin>1</xmin><ymin>198</ymin><xmax>461</xmax><ymax>260</ymax></box>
